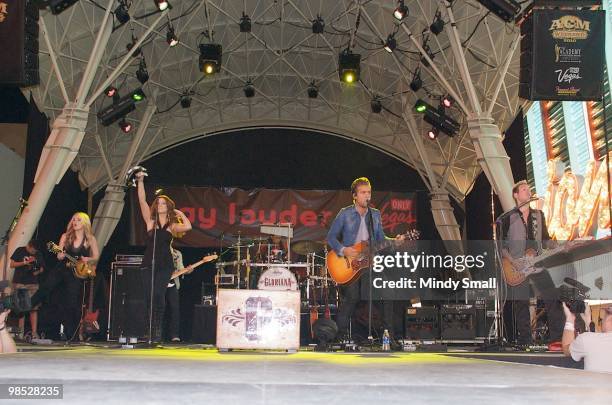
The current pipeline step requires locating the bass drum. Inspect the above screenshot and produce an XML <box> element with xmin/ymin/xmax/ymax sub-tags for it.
<box><xmin>257</xmin><ymin>267</ymin><xmax>298</xmax><ymax>291</ymax></box>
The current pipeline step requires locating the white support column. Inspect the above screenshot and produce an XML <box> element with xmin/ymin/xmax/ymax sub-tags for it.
<box><xmin>430</xmin><ymin>191</ymin><xmax>462</xmax><ymax>241</ymax></box>
<box><xmin>467</xmin><ymin>116</ymin><xmax>515</xmax><ymax>211</ymax></box>
<box><xmin>92</xmin><ymin>182</ymin><xmax>126</xmax><ymax>249</ymax></box>
<box><xmin>1</xmin><ymin>105</ymin><xmax>89</xmax><ymax>281</ymax></box>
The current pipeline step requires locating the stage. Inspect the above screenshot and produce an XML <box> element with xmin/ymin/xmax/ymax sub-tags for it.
<box><xmin>1</xmin><ymin>344</ymin><xmax>611</xmax><ymax>404</ymax></box>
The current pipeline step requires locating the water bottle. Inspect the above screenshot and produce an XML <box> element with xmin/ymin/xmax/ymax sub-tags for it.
<box><xmin>382</xmin><ymin>329</ymin><xmax>391</xmax><ymax>351</ymax></box>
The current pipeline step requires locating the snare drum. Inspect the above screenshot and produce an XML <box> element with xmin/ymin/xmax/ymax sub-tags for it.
<box><xmin>257</xmin><ymin>267</ymin><xmax>298</xmax><ymax>291</ymax></box>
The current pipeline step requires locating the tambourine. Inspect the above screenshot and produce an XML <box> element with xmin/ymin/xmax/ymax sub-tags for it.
<box><xmin>125</xmin><ymin>165</ymin><xmax>148</xmax><ymax>188</ymax></box>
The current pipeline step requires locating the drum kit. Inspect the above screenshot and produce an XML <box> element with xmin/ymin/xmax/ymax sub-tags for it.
<box><xmin>214</xmin><ymin>223</ymin><xmax>335</xmax><ymax>308</ymax></box>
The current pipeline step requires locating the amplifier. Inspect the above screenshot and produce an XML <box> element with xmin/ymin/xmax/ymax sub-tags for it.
<box><xmin>405</xmin><ymin>307</ymin><xmax>439</xmax><ymax>340</ymax></box>
<box><xmin>107</xmin><ymin>262</ymin><xmax>147</xmax><ymax>340</ymax></box>
<box><xmin>441</xmin><ymin>304</ymin><xmax>476</xmax><ymax>340</ymax></box>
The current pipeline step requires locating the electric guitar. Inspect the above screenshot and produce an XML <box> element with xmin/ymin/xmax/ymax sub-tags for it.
<box><xmin>169</xmin><ymin>254</ymin><xmax>218</xmax><ymax>280</ymax></box>
<box><xmin>47</xmin><ymin>242</ymin><xmax>97</xmax><ymax>279</ymax></box>
<box><xmin>82</xmin><ymin>278</ymin><xmax>99</xmax><ymax>334</ymax></box>
<box><xmin>327</xmin><ymin>228</ymin><xmax>420</xmax><ymax>285</ymax></box>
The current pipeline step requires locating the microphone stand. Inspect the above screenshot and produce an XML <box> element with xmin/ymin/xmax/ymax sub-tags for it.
<box><xmin>366</xmin><ymin>203</ymin><xmax>375</xmax><ymax>346</ymax></box>
<box><xmin>147</xmin><ymin>209</ymin><xmax>158</xmax><ymax>346</ymax></box>
<box><xmin>1</xmin><ymin>198</ymin><xmax>28</xmax><ymax>282</ymax></box>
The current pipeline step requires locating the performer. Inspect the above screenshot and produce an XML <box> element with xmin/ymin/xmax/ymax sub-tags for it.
<box><xmin>166</xmin><ymin>246</ymin><xmax>194</xmax><ymax>342</ymax></box>
<box><xmin>136</xmin><ymin>171</ymin><xmax>192</xmax><ymax>343</ymax></box>
<box><xmin>326</xmin><ymin>177</ymin><xmax>404</xmax><ymax>341</ymax></box>
<box><xmin>501</xmin><ymin>180</ymin><xmax>563</xmax><ymax>347</ymax></box>
<box><xmin>55</xmin><ymin>212</ymin><xmax>100</xmax><ymax>341</ymax></box>
<box><xmin>10</xmin><ymin>240</ymin><xmax>45</xmax><ymax>340</ymax></box>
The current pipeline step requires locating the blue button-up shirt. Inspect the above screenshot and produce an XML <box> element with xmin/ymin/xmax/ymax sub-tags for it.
<box><xmin>327</xmin><ymin>205</ymin><xmax>387</xmax><ymax>256</ymax></box>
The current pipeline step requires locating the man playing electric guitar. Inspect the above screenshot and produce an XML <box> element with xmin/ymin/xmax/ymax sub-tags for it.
<box><xmin>501</xmin><ymin>180</ymin><xmax>563</xmax><ymax>348</ymax></box>
<box><xmin>327</xmin><ymin>177</ymin><xmax>405</xmax><ymax>343</ymax></box>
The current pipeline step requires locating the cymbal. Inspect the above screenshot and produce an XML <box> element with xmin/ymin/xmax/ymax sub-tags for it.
<box><xmin>291</xmin><ymin>240</ymin><xmax>325</xmax><ymax>255</ymax></box>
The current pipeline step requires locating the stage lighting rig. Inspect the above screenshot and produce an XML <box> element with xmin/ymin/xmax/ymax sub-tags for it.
<box><xmin>154</xmin><ymin>0</ymin><xmax>169</xmax><ymax>12</ymax></box>
<box><xmin>104</xmin><ymin>86</ymin><xmax>117</xmax><ymax>97</ymax></box>
<box><xmin>442</xmin><ymin>95</ymin><xmax>453</xmax><ymax>108</ymax></box>
<box><xmin>239</xmin><ymin>13</ymin><xmax>251</xmax><ymax>33</ymax></box>
<box><xmin>243</xmin><ymin>81</ymin><xmax>255</xmax><ymax>98</ymax></box>
<box><xmin>338</xmin><ymin>49</ymin><xmax>361</xmax><ymax>84</ymax></box>
<box><xmin>136</xmin><ymin>58</ymin><xmax>149</xmax><ymax>84</ymax></box>
<box><xmin>119</xmin><ymin>119</ymin><xmax>132</xmax><ymax>133</ymax></box>
<box><xmin>371</xmin><ymin>97</ymin><xmax>382</xmax><ymax>113</ymax></box>
<box><xmin>414</xmin><ymin>99</ymin><xmax>460</xmax><ymax>137</ymax></box>
<box><xmin>410</xmin><ymin>70</ymin><xmax>422</xmax><ymax>92</ymax></box>
<box><xmin>312</xmin><ymin>15</ymin><xmax>325</xmax><ymax>34</ymax></box>
<box><xmin>114</xmin><ymin>1</ymin><xmax>130</xmax><ymax>25</ymax></box>
<box><xmin>180</xmin><ymin>94</ymin><xmax>192</xmax><ymax>109</ymax></box>
<box><xmin>393</xmin><ymin>1</ymin><xmax>408</xmax><ymax>21</ymax></box>
<box><xmin>427</xmin><ymin>127</ymin><xmax>439</xmax><ymax>140</ymax></box>
<box><xmin>166</xmin><ymin>26</ymin><xmax>178</xmax><ymax>47</ymax></box>
<box><xmin>199</xmin><ymin>43</ymin><xmax>222</xmax><ymax>75</ymax></box>
<box><xmin>430</xmin><ymin>11</ymin><xmax>444</xmax><ymax>35</ymax></box>
<box><xmin>475</xmin><ymin>0</ymin><xmax>521</xmax><ymax>23</ymax></box>
<box><xmin>48</xmin><ymin>0</ymin><xmax>79</xmax><ymax>15</ymax></box>
<box><xmin>97</xmin><ymin>88</ymin><xmax>146</xmax><ymax>127</ymax></box>
<box><xmin>307</xmin><ymin>81</ymin><xmax>318</xmax><ymax>98</ymax></box>
<box><xmin>383</xmin><ymin>34</ymin><xmax>397</xmax><ymax>53</ymax></box>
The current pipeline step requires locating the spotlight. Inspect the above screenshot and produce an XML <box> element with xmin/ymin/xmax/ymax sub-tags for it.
<box><xmin>131</xmin><ymin>88</ymin><xmax>146</xmax><ymax>102</ymax></box>
<box><xmin>442</xmin><ymin>96</ymin><xmax>453</xmax><ymax>108</ymax></box>
<box><xmin>430</xmin><ymin>12</ymin><xmax>444</xmax><ymax>35</ymax></box>
<box><xmin>475</xmin><ymin>0</ymin><xmax>521</xmax><ymax>23</ymax></box>
<box><xmin>49</xmin><ymin>0</ymin><xmax>80</xmax><ymax>15</ymax></box>
<box><xmin>166</xmin><ymin>26</ymin><xmax>179</xmax><ymax>47</ymax></box>
<box><xmin>338</xmin><ymin>50</ymin><xmax>361</xmax><ymax>84</ymax></box>
<box><xmin>97</xmin><ymin>88</ymin><xmax>145</xmax><ymax>127</ymax></box>
<box><xmin>383</xmin><ymin>34</ymin><xmax>397</xmax><ymax>53</ymax></box>
<box><xmin>104</xmin><ymin>86</ymin><xmax>117</xmax><ymax>97</ymax></box>
<box><xmin>239</xmin><ymin>13</ymin><xmax>251</xmax><ymax>33</ymax></box>
<box><xmin>119</xmin><ymin>119</ymin><xmax>132</xmax><ymax>133</ymax></box>
<box><xmin>415</xmin><ymin>99</ymin><xmax>428</xmax><ymax>113</ymax></box>
<box><xmin>136</xmin><ymin>59</ymin><xmax>149</xmax><ymax>84</ymax></box>
<box><xmin>410</xmin><ymin>70</ymin><xmax>422</xmax><ymax>92</ymax></box>
<box><xmin>199</xmin><ymin>43</ymin><xmax>222</xmax><ymax>75</ymax></box>
<box><xmin>427</xmin><ymin>127</ymin><xmax>439</xmax><ymax>140</ymax></box>
<box><xmin>155</xmin><ymin>0</ymin><xmax>169</xmax><ymax>11</ymax></box>
<box><xmin>180</xmin><ymin>94</ymin><xmax>191</xmax><ymax>108</ymax></box>
<box><xmin>114</xmin><ymin>2</ymin><xmax>130</xmax><ymax>25</ymax></box>
<box><xmin>393</xmin><ymin>1</ymin><xmax>408</xmax><ymax>21</ymax></box>
<box><xmin>312</xmin><ymin>15</ymin><xmax>325</xmax><ymax>34</ymax></box>
<box><xmin>307</xmin><ymin>81</ymin><xmax>318</xmax><ymax>98</ymax></box>
<box><xmin>243</xmin><ymin>81</ymin><xmax>255</xmax><ymax>98</ymax></box>
<box><xmin>371</xmin><ymin>97</ymin><xmax>382</xmax><ymax>113</ymax></box>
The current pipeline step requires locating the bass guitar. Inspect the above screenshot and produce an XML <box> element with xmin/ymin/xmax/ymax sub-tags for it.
<box><xmin>47</xmin><ymin>242</ymin><xmax>97</xmax><ymax>279</ymax></box>
<box><xmin>81</xmin><ymin>278</ymin><xmax>99</xmax><ymax>334</ymax></box>
<box><xmin>327</xmin><ymin>228</ymin><xmax>420</xmax><ymax>285</ymax></box>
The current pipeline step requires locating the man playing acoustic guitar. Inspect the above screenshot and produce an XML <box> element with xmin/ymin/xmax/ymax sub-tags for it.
<box><xmin>327</xmin><ymin>177</ymin><xmax>405</xmax><ymax>343</ymax></box>
<box><xmin>501</xmin><ymin>180</ymin><xmax>563</xmax><ymax>348</ymax></box>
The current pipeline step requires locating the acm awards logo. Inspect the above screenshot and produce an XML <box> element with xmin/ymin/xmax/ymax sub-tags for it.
<box><xmin>549</xmin><ymin>15</ymin><xmax>591</xmax><ymax>42</ymax></box>
<box><xmin>0</xmin><ymin>2</ymin><xmax>8</xmax><ymax>23</ymax></box>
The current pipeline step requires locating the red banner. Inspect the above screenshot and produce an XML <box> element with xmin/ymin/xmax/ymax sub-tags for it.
<box><xmin>129</xmin><ymin>186</ymin><xmax>417</xmax><ymax>247</ymax></box>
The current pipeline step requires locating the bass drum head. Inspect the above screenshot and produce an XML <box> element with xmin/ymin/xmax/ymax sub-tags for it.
<box><xmin>257</xmin><ymin>267</ymin><xmax>298</xmax><ymax>290</ymax></box>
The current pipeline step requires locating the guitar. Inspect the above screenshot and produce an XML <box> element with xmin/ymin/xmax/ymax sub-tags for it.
<box><xmin>327</xmin><ymin>228</ymin><xmax>420</xmax><ymax>285</ymax></box>
<box><xmin>501</xmin><ymin>240</ymin><xmax>588</xmax><ymax>286</ymax></box>
<box><xmin>82</xmin><ymin>278</ymin><xmax>99</xmax><ymax>334</ymax></box>
<box><xmin>169</xmin><ymin>254</ymin><xmax>218</xmax><ymax>280</ymax></box>
<box><xmin>47</xmin><ymin>242</ymin><xmax>97</xmax><ymax>279</ymax></box>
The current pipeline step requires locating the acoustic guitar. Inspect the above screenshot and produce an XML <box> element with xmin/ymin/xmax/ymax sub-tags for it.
<box><xmin>327</xmin><ymin>228</ymin><xmax>420</xmax><ymax>285</ymax></box>
<box><xmin>47</xmin><ymin>241</ymin><xmax>97</xmax><ymax>279</ymax></box>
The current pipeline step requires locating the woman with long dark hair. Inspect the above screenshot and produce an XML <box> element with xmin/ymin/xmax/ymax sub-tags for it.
<box><xmin>136</xmin><ymin>171</ymin><xmax>191</xmax><ymax>343</ymax></box>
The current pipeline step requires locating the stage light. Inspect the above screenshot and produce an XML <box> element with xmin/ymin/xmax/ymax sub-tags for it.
<box><xmin>131</xmin><ymin>88</ymin><xmax>146</xmax><ymax>102</ymax></box>
<box><xmin>383</xmin><ymin>34</ymin><xmax>397</xmax><ymax>53</ymax></box>
<box><xmin>180</xmin><ymin>95</ymin><xmax>191</xmax><ymax>109</ymax></box>
<box><xmin>307</xmin><ymin>81</ymin><xmax>318</xmax><ymax>98</ymax></box>
<box><xmin>371</xmin><ymin>97</ymin><xmax>382</xmax><ymax>113</ymax></box>
<box><xmin>119</xmin><ymin>119</ymin><xmax>132</xmax><ymax>133</ymax></box>
<box><xmin>338</xmin><ymin>50</ymin><xmax>361</xmax><ymax>84</ymax></box>
<box><xmin>393</xmin><ymin>1</ymin><xmax>408</xmax><ymax>21</ymax></box>
<box><xmin>430</xmin><ymin>12</ymin><xmax>444</xmax><ymax>35</ymax></box>
<box><xmin>239</xmin><ymin>13</ymin><xmax>251</xmax><ymax>33</ymax></box>
<box><xmin>410</xmin><ymin>70</ymin><xmax>422</xmax><ymax>92</ymax></box>
<box><xmin>243</xmin><ymin>81</ymin><xmax>255</xmax><ymax>98</ymax></box>
<box><xmin>114</xmin><ymin>1</ymin><xmax>130</xmax><ymax>25</ymax></box>
<box><xmin>475</xmin><ymin>0</ymin><xmax>521</xmax><ymax>23</ymax></box>
<box><xmin>312</xmin><ymin>15</ymin><xmax>325</xmax><ymax>34</ymax></box>
<box><xmin>155</xmin><ymin>0</ymin><xmax>169</xmax><ymax>12</ymax></box>
<box><xmin>49</xmin><ymin>0</ymin><xmax>80</xmax><ymax>15</ymax></box>
<box><xmin>136</xmin><ymin>59</ymin><xmax>149</xmax><ymax>84</ymax></box>
<box><xmin>97</xmin><ymin>88</ymin><xmax>145</xmax><ymax>127</ymax></box>
<box><xmin>442</xmin><ymin>96</ymin><xmax>453</xmax><ymax>108</ymax></box>
<box><xmin>166</xmin><ymin>26</ymin><xmax>179</xmax><ymax>47</ymax></box>
<box><xmin>199</xmin><ymin>43</ymin><xmax>222</xmax><ymax>75</ymax></box>
<box><xmin>427</xmin><ymin>127</ymin><xmax>438</xmax><ymax>140</ymax></box>
<box><xmin>104</xmin><ymin>86</ymin><xmax>117</xmax><ymax>97</ymax></box>
<box><xmin>415</xmin><ymin>99</ymin><xmax>428</xmax><ymax>113</ymax></box>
